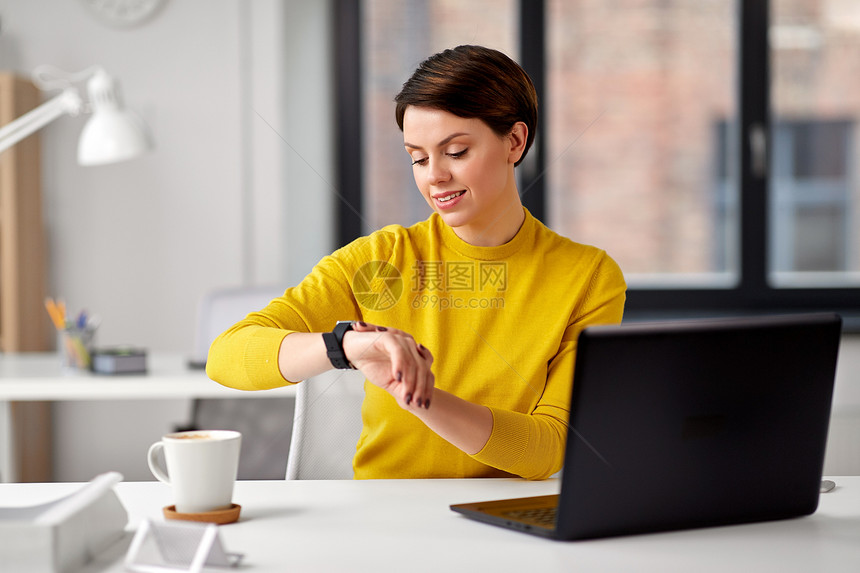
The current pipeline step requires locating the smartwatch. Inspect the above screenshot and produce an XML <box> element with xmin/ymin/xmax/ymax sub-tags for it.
<box><xmin>322</xmin><ymin>321</ymin><xmax>356</xmax><ymax>369</ymax></box>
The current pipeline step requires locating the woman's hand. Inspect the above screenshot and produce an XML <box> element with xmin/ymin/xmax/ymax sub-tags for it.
<box><xmin>341</xmin><ymin>322</ymin><xmax>493</xmax><ymax>456</ymax></box>
<box><xmin>342</xmin><ymin>322</ymin><xmax>434</xmax><ymax>410</ymax></box>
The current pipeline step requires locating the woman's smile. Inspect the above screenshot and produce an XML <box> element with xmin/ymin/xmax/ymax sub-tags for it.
<box><xmin>433</xmin><ymin>190</ymin><xmax>467</xmax><ymax>208</ymax></box>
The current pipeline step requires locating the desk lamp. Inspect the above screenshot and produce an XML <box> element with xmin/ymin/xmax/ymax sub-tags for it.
<box><xmin>0</xmin><ymin>65</ymin><xmax>151</xmax><ymax>164</ymax></box>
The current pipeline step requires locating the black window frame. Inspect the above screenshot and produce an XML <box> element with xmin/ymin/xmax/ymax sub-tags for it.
<box><xmin>333</xmin><ymin>0</ymin><xmax>860</xmax><ymax>330</ymax></box>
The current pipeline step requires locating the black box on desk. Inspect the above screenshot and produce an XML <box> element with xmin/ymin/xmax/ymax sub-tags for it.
<box><xmin>92</xmin><ymin>348</ymin><xmax>147</xmax><ymax>374</ymax></box>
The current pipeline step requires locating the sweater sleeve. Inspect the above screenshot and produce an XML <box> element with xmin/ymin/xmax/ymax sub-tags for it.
<box><xmin>470</xmin><ymin>253</ymin><xmax>627</xmax><ymax>480</ymax></box>
<box><xmin>206</xmin><ymin>251</ymin><xmax>364</xmax><ymax>390</ymax></box>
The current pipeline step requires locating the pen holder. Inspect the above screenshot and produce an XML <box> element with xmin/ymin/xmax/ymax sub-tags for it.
<box><xmin>58</xmin><ymin>326</ymin><xmax>96</xmax><ymax>371</ymax></box>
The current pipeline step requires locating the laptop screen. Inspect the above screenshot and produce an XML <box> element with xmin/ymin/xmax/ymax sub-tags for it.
<box><xmin>557</xmin><ymin>313</ymin><xmax>841</xmax><ymax>539</ymax></box>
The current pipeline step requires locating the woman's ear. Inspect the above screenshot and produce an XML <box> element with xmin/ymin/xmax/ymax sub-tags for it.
<box><xmin>506</xmin><ymin>122</ymin><xmax>528</xmax><ymax>165</ymax></box>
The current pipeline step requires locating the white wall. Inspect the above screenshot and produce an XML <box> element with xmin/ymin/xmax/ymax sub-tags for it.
<box><xmin>0</xmin><ymin>0</ymin><xmax>334</xmax><ymax>351</ymax></box>
<box><xmin>0</xmin><ymin>0</ymin><xmax>334</xmax><ymax>480</ymax></box>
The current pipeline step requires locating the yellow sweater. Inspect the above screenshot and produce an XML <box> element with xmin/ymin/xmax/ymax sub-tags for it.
<box><xmin>207</xmin><ymin>209</ymin><xmax>626</xmax><ymax>479</ymax></box>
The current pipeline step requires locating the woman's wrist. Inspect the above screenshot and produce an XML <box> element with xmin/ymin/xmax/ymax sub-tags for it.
<box><xmin>409</xmin><ymin>389</ymin><xmax>493</xmax><ymax>455</ymax></box>
<box><xmin>277</xmin><ymin>331</ymin><xmax>333</xmax><ymax>382</ymax></box>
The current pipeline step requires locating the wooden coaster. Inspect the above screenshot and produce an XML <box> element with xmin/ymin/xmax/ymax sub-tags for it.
<box><xmin>163</xmin><ymin>503</ymin><xmax>241</xmax><ymax>525</ymax></box>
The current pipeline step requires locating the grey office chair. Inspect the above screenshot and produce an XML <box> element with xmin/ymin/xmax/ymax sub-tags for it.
<box><xmin>182</xmin><ymin>285</ymin><xmax>294</xmax><ymax>480</ymax></box>
<box><xmin>285</xmin><ymin>369</ymin><xmax>365</xmax><ymax>479</ymax></box>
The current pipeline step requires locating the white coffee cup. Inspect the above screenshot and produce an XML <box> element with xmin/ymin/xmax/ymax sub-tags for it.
<box><xmin>147</xmin><ymin>430</ymin><xmax>241</xmax><ymax>514</ymax></box>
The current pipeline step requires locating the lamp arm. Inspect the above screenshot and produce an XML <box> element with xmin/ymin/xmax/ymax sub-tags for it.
<box><xmin>0</xmin><ymin>89</ymin><xmax>84</xmax><ymax>155</ymax></box>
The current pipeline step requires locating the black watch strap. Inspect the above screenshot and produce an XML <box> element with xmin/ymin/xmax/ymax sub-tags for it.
<box><xmin>322</xmin><ymin>320</ymin><xmax>356</xmax><ymax>369</ymax></box>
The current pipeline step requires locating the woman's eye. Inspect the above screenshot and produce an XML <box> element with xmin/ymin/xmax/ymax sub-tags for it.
<box><xmin>410</xmin><ymin>149</ymin><xmax>465</xmax><ymax>165</ymax></box>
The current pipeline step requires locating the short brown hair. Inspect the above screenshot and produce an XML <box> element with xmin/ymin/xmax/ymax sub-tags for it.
<box><xmin>394</xmin><ymin>45</ymin><xmax>538</xmax><ymax>167</ymax></box>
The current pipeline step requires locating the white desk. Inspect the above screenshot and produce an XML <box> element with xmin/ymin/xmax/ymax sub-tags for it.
<box><xmin>1</xmin><ymin>477</ymin><xmax>858</xmax><ymax>572</ymax></box>
<box><xmin>0</xmin><ymin>353</ymin><xmax>295</xmax><ymax>482</ymax></box>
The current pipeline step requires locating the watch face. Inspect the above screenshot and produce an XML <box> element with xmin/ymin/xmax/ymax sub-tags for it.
<box><xmin>82</xmin><ymin>0</ymin><xmax>167</xmax><ymax>28</ymax></box>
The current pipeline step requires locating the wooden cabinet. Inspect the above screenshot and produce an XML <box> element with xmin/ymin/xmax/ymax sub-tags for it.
<box><xmin>0</xmin><ymin>72</ymin><xmax>52</xmax><ymax>482</ymax></box>
<box><xmin>0</xmin><ymin>73</ymin><xmax>49</xmax><ymax>352</ymax></box>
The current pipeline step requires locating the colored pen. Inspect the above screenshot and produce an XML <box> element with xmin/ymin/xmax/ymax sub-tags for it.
<box><xmin>45</xmin><ymin>298</ymin><xmax>66</xmax><ymax>330</ymax></box>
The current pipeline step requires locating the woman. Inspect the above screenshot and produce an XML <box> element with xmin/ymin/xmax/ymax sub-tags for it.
<box><xmin>207</xmin><ymin>45</ymin><xmax>626</xmax><ymax>480</ymax></box>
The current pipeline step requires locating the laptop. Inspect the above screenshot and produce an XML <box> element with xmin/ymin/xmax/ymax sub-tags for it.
<box><xmin>451</xmin><ymin>312</ymin><xmax>842</xmax><ymax>540</ymax></box>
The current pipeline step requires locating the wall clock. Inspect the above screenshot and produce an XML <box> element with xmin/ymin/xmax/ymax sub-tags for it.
<box><xmin>81</xmin><ymin>0</ymin><xmax>167</xmax><ymax>28</ymax></box>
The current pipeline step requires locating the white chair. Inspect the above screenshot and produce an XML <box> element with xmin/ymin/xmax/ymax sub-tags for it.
<box><xmin>286</xmin><ymin>369</ymin><xmax>366</xmax><ymax>479</ymax></box>
<box><xmin>184</xmin><ymin>285</ymin><xmax>294</xmax><ymax>480</ymax></box>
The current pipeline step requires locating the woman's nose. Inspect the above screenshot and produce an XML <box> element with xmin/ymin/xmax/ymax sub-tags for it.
<box><xmin>426</xmin><ymin>158</ymin><xmax>451</xmax><ymax>185</ymax></box>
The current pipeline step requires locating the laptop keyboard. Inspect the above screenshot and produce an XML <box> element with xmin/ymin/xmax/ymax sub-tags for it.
<box><xmin>503</xmin><ymin>506</ymin><xmax>557</xmax><ymax>527</ymax></box>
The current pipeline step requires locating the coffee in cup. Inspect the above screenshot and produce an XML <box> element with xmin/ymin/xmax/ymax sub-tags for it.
<box><xmin>147</xmin><ymin>430</ymin><xmax>241</xmax><ymax>514</ymax></box>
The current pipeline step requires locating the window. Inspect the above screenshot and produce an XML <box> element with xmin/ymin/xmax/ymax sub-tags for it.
<box><xmin>546</xmin><ymin>0</ymin><xmax>738</xmax><ymax>287</ymax></box>
<box><xmin>771</xmin><ymin>120</ymin><xmax>853</xmax><ymax>279</ymax></box>
<box><xmin>361</xmin><ymin>0</ymin><xmax>517</xmax><ymax>233</ymax></box>
<box><xmin>770</xmin><ymin>0</ymin><xmax>860</xmax><ymax>287</ymax></box>
<box><xmin>335</xmin><ymin>0</ymin><xmax>860</xmax><ymax>326</ymax></box>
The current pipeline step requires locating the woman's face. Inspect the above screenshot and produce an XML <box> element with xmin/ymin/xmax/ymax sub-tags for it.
<box><xmin>402</xmin><ymin>107</ymin><xmax>525</xmax><ymax>245</ymax></box>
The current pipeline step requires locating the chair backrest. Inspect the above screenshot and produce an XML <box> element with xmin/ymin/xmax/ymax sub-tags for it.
<box><xmin>190</xmin><ymin>285</ymin><xmax>283</xmax><ymax>367</ymax></box>
<box><xmin>286</xmin><ymin>369</ymin><xmax>366</xmax><ymax>480</ymax></box>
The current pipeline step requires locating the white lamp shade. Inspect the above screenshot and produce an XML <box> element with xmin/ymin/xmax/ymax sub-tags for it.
<box><xmin>76</xmin><ymin>69</ymin><xmax>152</xmax><ymax>166</ymax></box>
<box><xmin>77</xmin><ymin>108</ymin><xmax>151</xmax><ymax>166</ymax></box>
